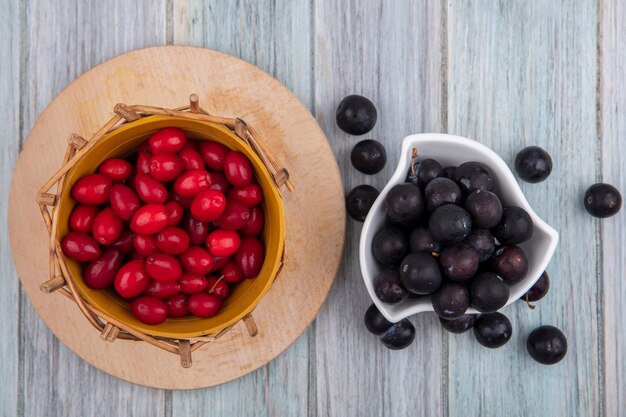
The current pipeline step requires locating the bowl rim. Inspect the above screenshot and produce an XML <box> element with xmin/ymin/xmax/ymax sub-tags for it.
<box><xmin>57</xmin><ymin>115</ymin><xmax>286</xmax><ymax>338</ymax></box>
<box><xmin>359</xmin><ymin>133</ymin><xmax>559</xmax><ymax>322</ymax></box>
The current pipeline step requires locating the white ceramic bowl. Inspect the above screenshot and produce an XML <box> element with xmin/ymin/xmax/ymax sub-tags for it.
<box><xmin>360</xmin><ymin>133</ymin><xmax>559</xmax><ymax>323</ymax></box>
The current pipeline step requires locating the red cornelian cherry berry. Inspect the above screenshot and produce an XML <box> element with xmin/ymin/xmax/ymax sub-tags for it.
<box><xmin>198</xmin><ymin>141</ymin><xmax>230</xmax><ymax>171</ymax></box>
<box><xmin>179</xmin><ymin>273</ymin><xmax>209</xmax><ymax>294</ymax></box>
<box><xmin>109</xmin><ymin>184</ymin><xmax>140</xmax><ymax>221</ymax></box>
<box><xmin>228</xmin><ymin>183</ymin><xmax>263</xmax><ymax>207</ymax></box>
<box><xmin>130</xmin><ymin>296</ymin><xmax>168</xmax><ymax>325</ymax></box>
<box><xmin>134</xmin><ymin>173</ymin><xmax>168</xmax><ymax>204</ymax></box>
<box><xmin>209</xmin><ymin>255</ymin><xmax>231</xmax><ymax>273</ymax></box>
<box><xmin>92</xmin><ymin>207</ymin><xmax>124</xmax><ymax>245</ymax></box>
<box><xmin>234</xmin><ymin>237</ymin><xmax>265</xmax><ymax>278</ymax></box>
<box><xmin>83</xmin><ymin>248</ymin><xmax>123</xmax><ymax>289</ymax></box>
<box><xmin>241</xmin><ymin>207</ymin><xmax>264</xmax><ymax>236</ymax></box>
<box><xmin>111</xmin><ymin>230</ymin><xmax>135</xmax><ymax>254</ymax></box>
<box><xmin>131</xmin><ymin>203</ymin><xmax>169</xmax><ymax>234</ymax></box>
<box><xmin>182</xmin><ymin>214</ymin><xmax>210</xmax><ymax>246</ymax></box>
<box><xmin>137</xmin><ymin>153</ymin><xmax>152</xmax><ymax>175</ymax></box>
<box><xmin>71</xmin><ymin>173</ymin><xmax>113</xmax><ymax>205</ymax></box>
<box><xmin>221</xmin><ymin>260</ymin><xmax>244</xmax><ymax>284</ymax></box>
<box><xmin>98</xmin><ymin>158</ymin><xmax>133</xmax><ymax>182</ymax></box>
<box><xmin>69</xmin><ymin>204</ymin><xmax>100</xmax><ymax>233</ymax></box>
<box><xmin>173</xmin><ymin>169</ymin><xmax>212</xmax><ymax>197</ymax></box>
<box><xmin>216</xmin><ymin>200</ymin><xmax>251</xmax><ymax>230</ymax></box>
<box><xmin>191</xmin><ymin>189</ymin><xmax>227</xmax><ymax>222</ymax></box>
<box><xmin>223</xmin><ymin>151</ymin><xmax>253</xmax><ymax>187</ymax></box>
<box><xmin>61</xmin><ymin>231</ymin><xmax>101</xmax><ymax>262</ymax></box>
<box><xmin>149</xmin><ymin>127</ymin><xmax>187</xmax><ymax>154</ymax></box>
<box><xmin>149</xmin><ymin>153</ymin><xmax>185</xmax><ymax>182</ymax></box>
<box><xmin>133</xmin><ymin>233</ymin><xmax>158</xmax><ymax>256</ymax></box>
<box><xmin>208</xmin><ymin>171</ymin><xmax>232</xmax><ymax>194</ymax></box>
<box><xmin>145</xmin><ymin>253</ymin><xmax>183</xmax><ymax>283</ymax></box>
<box><xmin>143</xmin><ymin>280</ymin><xmax>181</xmax><ymax>299</ymax></box>
<box><xmin>114</xmin><ymin>260</ymin><xmax>150</xmax><ymax>298</ymax></box>
<box><xmin>187</xmin><ymin>293</ymin><xmax>222</xmax><ymax>318</ymax></box>
<box><xmin>206</xmin><ymin>229</ymin><xmax>241</xmax><ymax>257</ymax></box>
<box><xmin>156</xmin><ymin>227</ymin><xmax>190</xmax><ymax>255</ymax></box>
<box><xmin>178</xmin><ymin>148</ymin><xmax>205</xmax><ymax>170</ymax></box>
<box><xmin>166</xmin><ymin>294</ymin><xmax>189</xmax><ymax>318</ymax></box>
<box><xmin>178</xmin><ymin>246</ymin><xmax>214</xmax><ymax>275</ymax></box>
<box><xmin>164</xmin><ymin>201</ymin><xmax>184</xmax><ymax>226</ymax></box>
<box><xmin>206</xmin><ymin>276</ymin><xmax>230</xmax><ymax>299</ymax></box>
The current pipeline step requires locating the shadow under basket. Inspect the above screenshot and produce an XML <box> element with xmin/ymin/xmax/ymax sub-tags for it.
<box><xmin>37</xmin><ymin>94</ymin><xmax>292</xmax><ymax>368</ymax></box>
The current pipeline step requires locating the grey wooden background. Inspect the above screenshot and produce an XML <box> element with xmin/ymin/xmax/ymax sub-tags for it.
<box><xmin>2</xmin><ymin>0</ymin><xmax>625</xmax><ymax>416</ymax></box>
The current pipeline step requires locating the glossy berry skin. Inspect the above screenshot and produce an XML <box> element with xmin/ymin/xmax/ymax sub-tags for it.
<box><xmin>134</xmin><ymin>174</ymin><xmax>168</xmax><ymax>204</ymax></box>
<box><xmin>526</xmin><ymin>325</ymin><xmax>567</xmax><ymax>365</ymax></box>
<box><xmin>149</xmin><ymin>127</ymin><xmax>187</xmax><ymax>154</ymax></box>
<box><xmin>114</xmin><ymin>260</ymin><xmax>150</xmax><ymax>298</ymax></box>
<box><xmin>473</xmin><ymin>313</ymin><xmax>512</xmax><ymax>348</ymax></box>
<box><xmin>439</xmin><ymin>243</ymin><xmax>479</xmax><ymax>281</ymax></box>
<box><xmin>223</xmin><ymin>151</ymin><xmax>253</xmax><ymax>187</ymax></box>
<box><xmin>191</xmin><ymin>189</ymin><xmax>227</xmax><ymax>222</ymax></box>
<box><xmin>432</xmin><ymin>282</ymin><xmax>470</xmax><ymax>320</ymax></box>
<box><xmin>109</xmin><ymin>184</ymin><xmax>140</xmax><ymax>221</ymax></box>
<box><xmin>464</xmin><ymin>190</ymin><xmax>503</xmax><ymax>228</ymax></box>
<box><xmin>216</xmin><ymin>200</ymin><xmax>251</xmax><ymax>230</ymax></box>
<box><xmin>492</xmin><ymin>206</ymin><xmax>533</xmax><ymax>245</ymax></box>
<box><xmin>350</xmin><ymin>139</ymin><xmax>387</xmax><ymax>174</ymax></box>
<box><xmin>515</xmin><ymin>146</ymin><xmax>553</xmax><ymax>183</ymax></box>
<box><xmin>439</xmin><ymin>314</ymin><xmax>476</xmax><ymax>334</ymax></box>
<box><xmin>179</xmin><ymin>273</ymin><xmax>209</xmax><ymax>294</ymax></box>
<box><xmin>149</xmin><ymin>153</ymin><xmax>185</xmax><ymax>182</ymax></box>
<box><xmin>424</xmin><ymin>177</ymin><xmax>462</xmax><ymax>212</ymax></box>
<box><xmin>442</xmin><ymin>166</ymin><xmax>457</xmax><ymax>180</ymax></box>
<box><xmin>170</xmin><ymin>192</ymin><xmax>193</xmax><ymax>209</ymax></box>
<box><xmin>469</xmin><ymin>272</ymin><xmax>510</xmax><ymax>313</ymax></box>
<box><xmin>92</xmin><ymin>207</ymin><xmax>123</xmax><ymax>245</ymax></box>
<box><xmin>380</xmin><ymin>319</ymin><xmax>415</xmax><ymax>350</ymax></box>
<box><xmin>583</xmin><ymin>183</ymin><xmax>622</xmax><ymax>218</ymax></box>
<box><xmin>111</xmin><ymin>230</ymin><xmax>135</xmax><ymax>254</ymax></box>
<box><xmin>522</xmin><ymin>271</ymin><xmax>550</xmax><ymax>302</ymax></box>
<box><xmin>371</xmin><ymin>227</ymin><xmax>408</xmax><ymax>265</ymax></box>
<box><xmin>416</xmin><ymin>158</ymin><xmax>443</xmax><ymax>187</ymax></box>
<box><xmin>98</xmin><ymin>158</ymin><xmax>133</xmax><ymax>182</ymax></box>
<box><xmin>399</xmin><ymin>252</ymin><xmax>442</xmax><ymax>295</ymax></box>
<box><xmin>234</xmin><ymin>237</ymin><xmax>264</xmax><ymax>278</ymax></box>
<box><xmin>173</xmin><ymin>169</ymin><xmax>212</xmax><ymax>198</ymax></box>
<box><xmin>228</xmin><ymin>184</ymin><xmax>263</xmax><ymax>207</ymax></box>
<box><xmin>178</xmin><ymin>246</ymin><xmax>213</xmax><ymax>275</ymax></box>
<box><xmin>136</xmin><ymin>153</ymin><xmax>152</xmax><ymax>175</ymax></box>
<box><xmin>187</xmin><ymin>293</ymin><xmax>223</xmax><ymax>318</ymax></box>
<box><xmin>385</xmin><ymin>183</ymin><xmax>424</xmax><ymax>224</ymax></box>
<box><xmin>335</xmin><ymin>95</ymin><xmax>377</xmax><ymax>135</ymax></box>
<box><xmin>206</xmin><ymin>229</ymin><xmax>241</xmax><ymax>257</ymax></box>
<box><xmin>133</xmin><ymin>234</ymin><xmax>158</xmax><ymax>256</ymax></box>
<box><xmin>69</xmin><ymin>204</ymin><xmax>100</xmax><ymax>233</ymax></box>
<box><xmin>83</xmin><ymin>248</ymin><xmax>123</xmax><ymax>289</ymax></box>
<box><xmin>207</xmin><ymin>276</ymin><xmax>230</xmax><ymax>299</ymax></box>
<box><xmin>454</xmin><ymin>161</ymin><xmax>494</xmax><ymax>194</ymax></box>
<box><xmin>464</xmin><ymin>229</ymin><xmax>496</xmax><ymax>262</ymax></box>
<box><xmin>429</xmin><ymin>204</ymin><xmax>472</xmax><ymax>245</ymax></box>
<box><xmin>178</xmin><ymin>148</ymin><xmax>205</xmax><ymax>170</ymax></box>
<box><xmin>130</xmin><ymin>203</ymin><xmax>169</xmax><ymax>234</ymax></box>
<box><xmin>130</xmin><ymin>296</ymin><xmax>168</xmax><ymax>325</ymax></box>
<box><xmin>210</xmin><ymin>255</ymin><xmax>231</xmax><ymax>273</ymax></box>
<box><xmin>374</xmin><ymin>269</ymin><xmax>408</xmax><ymax>304</ymax></box>
<box><xmin>208</xmin><ymin>171</ymin><xmax>232</xmax><ymax>194</ymax></box>
<box><xmin>61</xmin><ymin>232</ymin><xmax>101</xmax><ymax>262</ymax></box>
<box><xmin>198</xmin><ymin>141</ymin><xmax>230</xmax><ymax>171</ymax></box>
<box><xmin>71</xmin><ymin>173</ymin><xmax>113</xmax><ymax>205</ymax></box>
<box><xmin>156</xmin><ymin>227</ymin><xmax>190</xmax><ymax>255</ymax></box>
<box><xmin>144</xmin><ymin>280</ymin><xmax>181</xmax><ymax>299</ymax></box>
<box><xmin>182</xmin><ymin>214</ymin><xmax>210</xmax><ymax>245</ymax></box>
<box><xmin>346</xmin><ymin>185</ymin><xmax>379</xmax><ymax>222</ymax></box>
<box><xmin>166</xmin><ymin>294</ymin><xmax>189</xmax><ymax>318</ymax></box>
<box><xmin>492</xmin><ymin>245</ymin><xmax>528</xmax><ymax>284</ymax></box>
<box><xmin>409</xmin><ymin>227</ymin><xmax>442</xmax><ymax>253</ymax></box>
<box><xmin>145</xmin><ymin>253</ymin><xmax>183</xmax><ymax>283</ymax></box>
<box><xmin>364</xmin><ymin>304</ymin><xmax>393</xmax><ymax>335</ymax></box>
<box><xmin>164</xmin><ymin>201</ymin><xmax>184</xmax><ymax>226</ymax></box>
<box><xmin>221</xmin><ymin>260</ymin><xmax>244</xmax><ymax>283</ymax></box>
<box><xmin>241</xmin><ymin>207</ymin><xmax>264</xmax><ymax>236</ymax></box>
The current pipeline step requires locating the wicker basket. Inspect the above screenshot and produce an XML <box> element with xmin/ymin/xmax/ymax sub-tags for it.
<box><xmin>36</xmin><ymin>94</ymin><xmax>293</xmax><ymax>368</ymax></box>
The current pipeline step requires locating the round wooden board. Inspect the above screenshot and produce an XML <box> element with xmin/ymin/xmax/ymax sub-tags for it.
<box><xmin>9</xmin><ymin>46</ymin><xmax>345</xmax><ymax>389</ymax></box>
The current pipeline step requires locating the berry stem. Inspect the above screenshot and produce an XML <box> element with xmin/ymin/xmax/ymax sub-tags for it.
<box><xmin>209</xmin><ymin>275</ymin><xmax>226</xmax><ymax>293</ymax></box>
<box><xmin>524</xmin><ymin>293</ymin><xmax>536</xmax><ymax>310</ymax></box>
<box><xmin>410</xmin><ymin>147</ymin><xmax>419</xmax><ymax>176</ymax></box>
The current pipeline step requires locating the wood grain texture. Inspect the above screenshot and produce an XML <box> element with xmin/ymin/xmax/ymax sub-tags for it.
<box><xmin>314</xmin><ymin>1</ymin><xmax>445</xmax><ymax>416</ymax></box>
<box><xmin>171</xmin><ymin>1</ymin><xmax>314</xmax><ymax>415</ymax></box>
<box><xmin>600</xmin><ymin>0</ymin><xmax>626</xmax><ymax>415</ymax></box>
<box><xmin>0</xmin><ymin>0</ymin><xmax>21</xmax><ymax>416</ymax></box>
<box><xmin>18</xmin><ymin>1</ymin><xmax>169</xmax><ymax>416</ymax></box>
<box><xmin>447</xmin><ymin>1</ymin><xmax>600</xmax><ymax>416</ymax></box>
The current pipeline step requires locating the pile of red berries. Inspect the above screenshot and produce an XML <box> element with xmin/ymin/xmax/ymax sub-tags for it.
<box><xmin>61</xmin><ymin>127</ymin><xmax>265</xmax><ymax>325</ymax></box>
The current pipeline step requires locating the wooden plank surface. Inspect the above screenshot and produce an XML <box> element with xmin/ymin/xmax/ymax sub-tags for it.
<box><xmin>447</xmin><ymin>1</ymin><xmax>601</xmax><ymax>416</ymax></box>
<box><xmin>600</xmin><ymin>0</ymin><xmax>626</xmax><ymax>415</ymax></box>
<box><xmin>313</xmin><ymin>1</ymin><xmax>446</xmax><ymax>416</ymax></box>
<box><xmin>17</xmin><ymin>1</ymin><xmax>169</xmax><ymax>416</ymax></box>
<box><xmin>1</xmin><ymin>0</ymin><xmax>21</xmax><ymax>416</ymax></box>
<box><xmin>170</xmin><ymin>1</ymin><xmax>313</xmax><ymax>415</ymax></box>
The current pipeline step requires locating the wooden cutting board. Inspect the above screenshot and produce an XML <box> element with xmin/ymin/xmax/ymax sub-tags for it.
<box><xmin>8</xmin><ymin>46</ymin><xmax>345</xmax><ymax>389</ymax></box>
